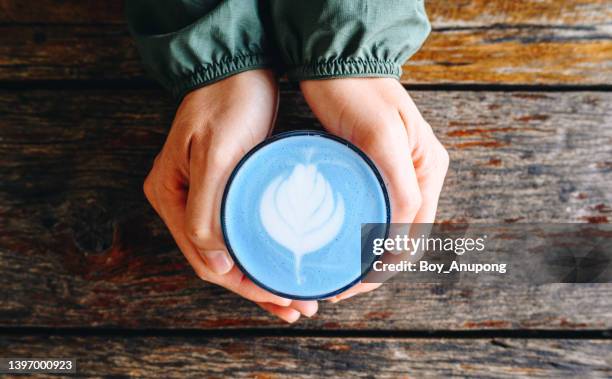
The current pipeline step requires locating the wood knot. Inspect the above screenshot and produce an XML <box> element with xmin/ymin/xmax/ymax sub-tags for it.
<box><xmin>69</xmin><ymin>200</ymin><xmax>114</xmax><ymax>254</ymax></box>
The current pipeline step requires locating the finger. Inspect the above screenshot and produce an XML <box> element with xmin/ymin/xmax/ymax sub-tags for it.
<box><xmin>328</xmin><ymin>282</ymin><xmax>382</xmax><ymax>303</ymax></box>
<box><xmin>150</xmin><ymin>172</ymin><xmax>292</xmax><ymax>307</ymax></box>
<box><xmin>412</xmin><ymin>140</ymin><xmax>449</xmax><ymax>224</ymax></box>
<box><xmin>256</xmin><ymin>302</ymin><xmax>301</xmax><ymax>323</ymax></box>
<box><xmin>149</xmin><ymin>172</ymin><xmax>222</xmax><ymax>279</ymax></box>
<box><xmin>398</xmin><ymin>95</ymin><xmax>449</xmax><ymax>224</ymax></box>
<box><xmin>344</xmin><ymin>118</ymin><xmax>422</xmax><ymax>224</ymax></box>
<box><xmin>148</xmin><ymin>172</ymin><xmax>218</xmax><ymax>279</ymax></box>
<box><xmin>186</xmin><ymin>142</ymin><xmax>234</xmax><ymax>274</ymax></box>
<box><xmin>174</xmin><ymin>226</ymin><xmax>292</xmax><ymax>307</ymax></box>
<box><xmin>290</xmin><ymin>300</ymin><xmax>319</xmax><ymax>317</ymax></box>
<box><xmin>214</xmin><ymin>266</ymin><xmax>293</xmax><ymax>307</ymax></box>
<box><xmin>182</xmin><ymin>137</ymin><xmax>235</xmax><ymax>274</ymax></box>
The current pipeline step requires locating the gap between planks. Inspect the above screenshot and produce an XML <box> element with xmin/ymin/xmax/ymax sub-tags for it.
<box><xmin>0</xmin><ymin>80</ymin><xmax>611</xmax><ymax>93</ymax></box>
<box><xmin>0</xmin><ymin>327</ymin><xmax>610</xmax><ymax>340</ymax></box>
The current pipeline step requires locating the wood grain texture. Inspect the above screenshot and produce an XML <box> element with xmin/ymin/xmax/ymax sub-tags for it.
<box><xmin>2</xmin><ymin>0</ymin><xmax>610</xmax><ymax>25</ymax></box>
<box><xmin>427</xmin><ymin>0</ymin><xmax>612</xmax><ymax>27</ymax></box>
<box><xmin>1</xmin><ymin>335</ymin><xmax>611</xmax><ymax>378</ymax></box>
<box><xmin>0</xmin><ymin>1</ymin><xmax>610</xmax><ymax>84</ymax></box>
<box><xmin>0</xmin><ymin>89</ymin><xmax>611</xmax><ymax>329</ymax></box>
<box><xmin>0</xmin><ymin>0</ymin><xmax>124</xmax><ymax>24</ymax></box>
<box><xmin>0</xmin><ymin>25</ymin><xmax>143</xmax><ymax>81</ymax></box>
<box><xmin>404</xmin><ymin>28</ymin><xmax>612</xmax><ymax>84</ymax></box>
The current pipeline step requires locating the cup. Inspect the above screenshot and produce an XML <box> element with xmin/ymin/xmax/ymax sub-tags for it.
<box><xmin>221</xmin><ymin>130</ymin><xmax>390</xmax><ymax>299</ymax></box>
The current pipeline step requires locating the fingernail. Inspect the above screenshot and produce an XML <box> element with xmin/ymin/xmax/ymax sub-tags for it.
<box><xmin>292</xmin><ymin>301</ymin><xmax>318</xmax><ymax>317</ymax></box>
<box><xmin>304</xmin><ymin>304</ymin><xmax>318</xmax><ymax>318</ymax></box>
<box><xmin>203</xmin><ymin>250</ymin><xmax>233</xmax><ymax>274</ymax></box>
<box><xmin>286</xmin><ymin>311</ymin><xmax>301</xmax><ymax>324</ymax></box>
<box><xmin>327</xmin><ymin>297</ymin><xmax>340</xmax><ymax>303</ymax></box>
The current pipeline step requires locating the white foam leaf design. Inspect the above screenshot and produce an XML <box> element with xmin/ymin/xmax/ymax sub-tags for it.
<box><xmin>260</xmin><ymin>164</ymin><xmax>345</xmax><ymax>284</ymax></box>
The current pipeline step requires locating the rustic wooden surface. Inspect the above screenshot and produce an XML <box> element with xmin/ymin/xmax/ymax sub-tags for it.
<box><xmin>1</xmin><ymin>0</ymin><xmax>611</xmax><ymax>377</ymax></box>
<box><xmin>1</xmin><ymin>335</ymin><xmax>610</xmax><ymax>378</ymax></box>
<box><xmin>0</xmin><ymin>0</ymin><xmax>610</xmax><ymax>84</ymax></box>
<box><xmin>1</xmin><ymin>89</ymin><xmax>611</xmax><ymax>330</ymax></box>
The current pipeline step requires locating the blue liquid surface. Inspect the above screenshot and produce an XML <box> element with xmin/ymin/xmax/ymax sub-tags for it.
<box><xmin>222</xmin><ymin>133</ymin><xmax>388</xmax><ymax>298</ymax></box>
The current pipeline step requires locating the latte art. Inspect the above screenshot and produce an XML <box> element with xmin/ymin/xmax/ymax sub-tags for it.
<box><xmin>260</xmin><ymin>164</ymin><xmax>345</xmax><ymax>283</ymax></box>
<box><xmin>222</xmin><ymin>132</ymin><xmax>389</xmax><ymax>299</ymax></box>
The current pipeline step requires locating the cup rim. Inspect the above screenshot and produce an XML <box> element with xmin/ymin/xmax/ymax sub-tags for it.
<box><xmin>220</xmin><ymin>130</ymin><xmax>391</xmax><ymax>300</ymax></box>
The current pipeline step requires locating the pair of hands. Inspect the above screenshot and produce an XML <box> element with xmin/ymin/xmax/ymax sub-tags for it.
<box><xmin>144</xmin><ymin>70</ymin><xmax>449</xmax><ymax>323</ymax></box>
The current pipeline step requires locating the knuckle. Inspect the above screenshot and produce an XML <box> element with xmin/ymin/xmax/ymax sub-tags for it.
<box><xmin>436</xmin><ymin>143</ymin><xmax>450</xmax><ymax>170</ymax></box>
<box><xmin>143</xmin><ymin>174</ymin><xmax>156</xmax><ymax>202</ymax></box>
<box><xmin>186</xmin><ymin>223</ymin><xmax>217</xmax><ymax>247</ymax></box>
<box><xmin>396</xmin><ymin>191</ymin><xmax>422</xmax><ymax>218</ymax></box>
<box><xmin>150</xmin><ymin>153</ymin><xmax>168</xmax><ymax>175</ymax></box>
<box><xmin>153</xmin><ymin>153</ymin><xmax>162</xmax><ymax>167</ymax></box>
<box><xmin>419</xmin><ymin>139</ymin><xmax>449</xmax><ymax>177</ymax></box>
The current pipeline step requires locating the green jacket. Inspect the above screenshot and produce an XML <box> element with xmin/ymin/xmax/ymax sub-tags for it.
<box><xmin>126</xmin><ymin>0</ymin><xmax>430</xmax><ymax>99</ymax></box>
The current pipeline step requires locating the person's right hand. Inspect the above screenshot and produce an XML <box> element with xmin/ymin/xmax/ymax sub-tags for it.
<box><xmin>300</xmin><ymin>78</ymin><xmax>450</xmax><ymax>303</ymax></box>
<box><xmin>143</xmin><ymin>70</ymin><xmax>318</xmax><ymax>323</ymax></box>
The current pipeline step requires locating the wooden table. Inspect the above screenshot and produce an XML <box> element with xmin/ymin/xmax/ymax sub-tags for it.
<box><xmin>1</xmin><ymin>1</ymin><xmax>611</xmax><ymax>377</ymax></box>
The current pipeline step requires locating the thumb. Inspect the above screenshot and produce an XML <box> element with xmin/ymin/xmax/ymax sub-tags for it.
<box><xmin>184</xmin><ymin>138</ymin><xmax>237</xmax><ymax>275</ymax></box>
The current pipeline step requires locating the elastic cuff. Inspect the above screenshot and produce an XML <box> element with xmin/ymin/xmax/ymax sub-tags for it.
<box><xmin>286</xmin><ymin>58</ymin><xmax>401</xmax><ymax>82</ymax></box>
<box><xmin>169</xmin><ymin>54</ymin><xmax>272</xmax><ymax>99</ymax></box>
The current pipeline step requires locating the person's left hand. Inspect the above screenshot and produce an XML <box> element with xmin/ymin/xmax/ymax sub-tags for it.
<box><xmin>300</xmin><ymin>78</ymin><xmax>449</xmax><ymax>302</ymax></box>
<box><xmin>143</xmin><ymin>70</ymin><xmax>317</xmax><ymax>322</ymax></box>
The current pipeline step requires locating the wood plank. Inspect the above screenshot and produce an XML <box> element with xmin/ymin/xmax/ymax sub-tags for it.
<box><xmin>405</xmin><ymin>28</ymin><xmax>612</xmax><ymax>84</ymax></box>
<box><xmin>0</xmin><ymin>0</ymin><xmax>124</xmax><ymax>24</ymax></box>
<box><xmin>0</xmin><ymin>25</ymin><xmax>143</xmax><ymax>81</ymax></box>
<box><xmin>0</xmin><ymin>89</ymin><xmax>610</xmax><ymax>329</ymax></box>
<box><xmin>2</xmin><ymin>0</ymin><xmax>610</xmax><ymax>26</ymax></box>
<box><xmin>1</xmin><ymin>335</ymin><xmax>610</xmax><ymax>378</ymax></box>
<box><xmin>0</xmin><ymin>1</ymin><xmax>609</xmax><ymax>84</ymax></box>
<box><xmin>1</xmin><ymin>25</ymin><xmax>609</xmax><ymax>84</ymax></box>
<box><xmin>427</xmin><ymin>0</ymin><xmax>612</xmax><ymax>27</ymax></box>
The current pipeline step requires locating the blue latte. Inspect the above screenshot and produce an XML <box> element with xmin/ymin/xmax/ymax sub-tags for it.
<box><xmin>222</xmin><ymin>131</ymin><xmax>389</xmax><ymax>299</ymax></box>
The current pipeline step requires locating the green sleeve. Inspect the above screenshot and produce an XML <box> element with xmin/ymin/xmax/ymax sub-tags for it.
<box><xmin>268</xmin><ymin>0</ymin><xmax>431</xmax><ymax>81</ymax></box>
<box><xmin>125</xmin><ymin>0</ymin><xmax>272</xmax><ymax>99</ymax></box>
